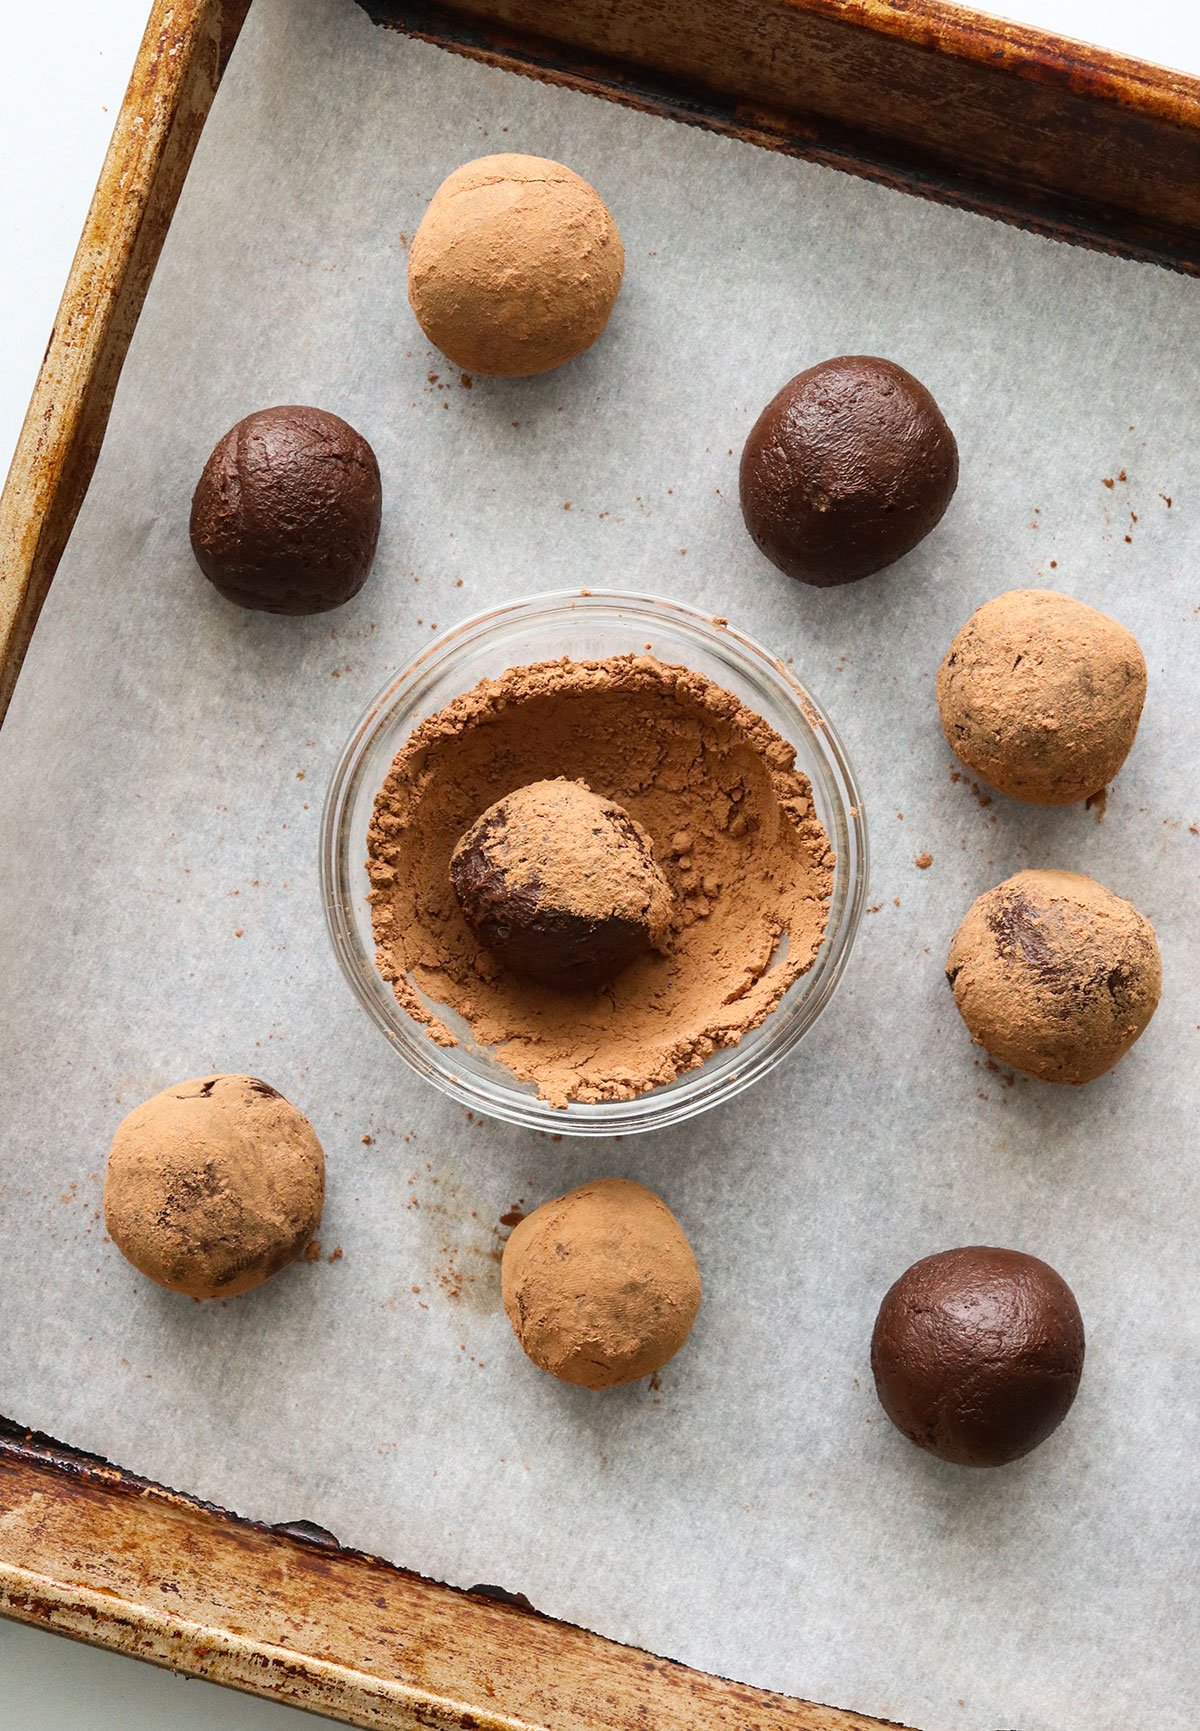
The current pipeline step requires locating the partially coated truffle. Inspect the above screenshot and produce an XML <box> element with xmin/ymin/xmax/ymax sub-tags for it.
<box><xmin>407</xmin><ymin>154</ymin><xmax>624</xmax><ymax>377</ymax></box>
<box><xmin>947</xmin><ymin>869</ymin><xmax>1160</xmax><ymax>1084</ymax></box>
<box><xmin>450</xmin><ymin>779</ymin><xmax>674</xmax><ymax>991</ymax></box>
<box><xmin>104</xmin><ymin>1075</ymin><xmax>325</xmax><ymax>1298</ymax></box>
<box><xmin>501</xmin><ymin>1179</ymin><xmax>701</xmax><ymax>1389</ymax></box>
<box><xmin>871</xmin><ymin>1246</ymin><xmax>1085</xmax><ymax>1467</ymax></box>
<box><xmin>938</xmin><ymin>589</ymin><xmax>1147</xmax><ymax>803</ymax></box>
<box><xmin>190</xmin><ymin>405</ymin><xmax>382</xmax><ymax>614</ymax></box>
<box><xmin>739</xmin><ymin>356</ymin><xmax>958</xmax><ymax>586</ymax></box>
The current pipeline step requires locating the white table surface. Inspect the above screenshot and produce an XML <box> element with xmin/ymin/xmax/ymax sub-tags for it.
<box><xmin>0</xmin><ymin>0</ymin><xmax>1195</xmax><ymax>1724</ymax></box>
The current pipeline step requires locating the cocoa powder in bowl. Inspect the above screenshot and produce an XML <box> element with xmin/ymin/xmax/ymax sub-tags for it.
<box><xmin>366</xmin><ymin>654</ymin><xmax>835</xmax><ymax>1106</ymax></box>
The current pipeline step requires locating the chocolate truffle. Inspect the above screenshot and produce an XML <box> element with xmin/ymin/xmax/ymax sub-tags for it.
<box><xmin>370</xmin><ymin>656</ymin><xmax>835</xmax><ymax>1106</ymax></box>
<box><xmin>407</xmin><ymin>153</ymin><xmax>624</xmax><ymax>377</ymax></box>
<box><xmin>501</xmin><ymin>1178</ymin><xmax>701</xmax><ymax>1389</ymax></box>
<box><xmin>938</xmin><ymin>589</ymin><xmax>1147</xmax><ymax>804</ymax></box>
<box><xmin>947</xmin><ymin>868</ymin><xmax>1160</xmax><ymax>1084</ymax></box>
<box><xmin>739</xmin><ymin>355</ymin><xmax>958</xmax><ymax>586</ymax></box>
<box><xmin>871</xmin><ymin>1246</ymin><xmax>1085</xmax><ymax>1467</ymax></box>
<box><xmin>450</xmin><ymin>778</ymin><xmax>674</xmax><ymax>991</ymax></box>
<box><xmin>104</xmin><ymin>1075</ymin><xmax>325</xmax><ymax>1298</ymax></box>
<box><xmin>190</xmin><ymin>405</ymin><xmax>382</xmax><ymax>614</ymax></box>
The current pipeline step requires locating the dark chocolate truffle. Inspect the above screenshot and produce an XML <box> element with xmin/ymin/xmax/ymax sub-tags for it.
<box><xmin>871</xmin><ymin>1246</ymin><xmax>1085</xmax><ymax>1467</ymax></box>
<box><xmin>450</xmin><ymin>778</ymin><xmax>675</xmax><ymax>991</ymax></box>
<box><xmin>190</xmin><ymin>405</ymin><xmax>382</xmax><ymax>615</ymax></box>
<box><xmin>739</xmin><ymin>356</ymin><xmax>958</xmax><ymax>586</ymax></box>
<box><xmin>947</xmin><ymin>868</ymin><xmax>1161</xmax><ymax>1084</ymax></box>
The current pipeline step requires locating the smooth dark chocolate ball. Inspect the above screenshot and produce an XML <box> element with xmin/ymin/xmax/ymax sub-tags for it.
<box><xmin>871</xmin><ymin>1246</ymin><xmax>1085</xmax><ymax>1467</ymax></box>
<box><xmin>189</xmin><ymin>405</ymin><xmax>382</xmax><ymax>615</ymax></box>
<box><xmin>739</xmin><ymin>356</ymin><xmax>958</xmax><ymax>586</ymax></box>
<box><xmin>450</xmin><ymin>779</ymin><xmax>674</xmax><ymax>991</ymax></box>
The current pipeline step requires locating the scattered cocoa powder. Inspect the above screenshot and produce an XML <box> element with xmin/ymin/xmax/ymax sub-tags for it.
<box><xmin>367</xmin><ymin>655</ymin><xmax>834</xmax><ymax>1105</ymax></box>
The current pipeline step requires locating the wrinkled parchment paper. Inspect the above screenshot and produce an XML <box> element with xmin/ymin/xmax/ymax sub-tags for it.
<box><xmin>1</xmin><ymin>3</ymin><xmax>1198</xmax><ymax>1725</ymax></box>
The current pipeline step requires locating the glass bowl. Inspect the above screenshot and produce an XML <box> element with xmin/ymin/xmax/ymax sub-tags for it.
<box><xmin>321</xmin><ymin>590</ymin><xmax>867</xmax><ymax>1135</ymax></box>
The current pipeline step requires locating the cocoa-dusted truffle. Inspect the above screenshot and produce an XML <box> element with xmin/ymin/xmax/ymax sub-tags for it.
<box><xmin>408</xmin><ymin>154</ymin><xmax>624</xmax><ymax>377</ymax></box>
<box><xmin>871</xmin><ymin>1246</ymin><xmax>1085</xmax><ymax>1467</ymax></box>
<box><xmin>190</xmin><ymin>405</ymin><xmax>382</xmax><ymax>614</ymax></box>
<box><xmin>947</xmin><ymin>868</ymin><xmax>1160</xmax><ymax>1084</ymax></box>
<box><xmin>450</xmin><ymin>778</ymin><xmax>674</xmax><ymax>991</ymax></box>
<box><xmin>501</xmin><ymin>1178</ymin><xmax>701</xmax><ymax>1389</ymax></box>
<box><xmin>739</xmin><ymin>356</ymin><xmax>958</xmax><ymax>586</ymax></box>
<box><xmin>104</xmin><ymin>1075</ymin><xmax>325</xmax><ymax>1298</ymax></box>
<box><xmin>938</xmin><ymin>589</ymin><xmax>1147</xmax><ymax>804</ymax></box>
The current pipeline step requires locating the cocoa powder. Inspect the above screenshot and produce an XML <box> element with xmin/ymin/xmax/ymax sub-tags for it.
<box><xmin>366</xmin><ymin>655</ymin><xmax>834</xmax><ymax>1106</ymax></box>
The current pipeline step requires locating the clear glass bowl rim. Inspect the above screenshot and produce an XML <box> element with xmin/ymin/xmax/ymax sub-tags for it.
<box><xmin>320</xmin><ymin>588</ymin><xmax>869</xmax><ymax>1136</ymax></box>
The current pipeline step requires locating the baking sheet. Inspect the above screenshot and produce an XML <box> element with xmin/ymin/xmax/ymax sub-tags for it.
<box><xmin>2</xmin><ymin>1</ymin><xmax>1198</xmax><ymax>1726</ymax></box>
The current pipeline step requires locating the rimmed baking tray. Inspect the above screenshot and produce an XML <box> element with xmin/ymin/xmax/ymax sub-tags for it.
<box><xmin>5</xmin><ymin>0</ymin><xmax>1200</xmax><ymax>725</ymax></box>
<box><xmin>2</xmin><ymin>1</ymin><xmax>1198</xmax><ymax>1725</ymax></box>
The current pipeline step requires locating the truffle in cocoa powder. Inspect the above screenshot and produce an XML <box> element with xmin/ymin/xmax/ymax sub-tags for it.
<box><xmin>190</xmin><ymin>405</ymin><xmax>382</xmax><ymax>615</ymax></box>
<box><xmin>739</xmin><ymin>355</ymin><xmax>958</xmax><ymax>586</ymax></box>
<box><xmin>450</xmin><ymin>778</ymin><xmax>674</xmax><ymax>991</ymax></box>
<box><xmin>871</xmin><ymin>1245</ymin><xmax>1085</xmax><ymax>1467</ymax></box>
<box><xmin>367</xmin><ymin>655</ymin><xmax>835</xmax><ymax>1107</ymax></box>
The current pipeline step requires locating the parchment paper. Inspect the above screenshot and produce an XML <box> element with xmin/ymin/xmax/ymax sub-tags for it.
<box><xmin>2</xmin><ymin>3</ymin><xmax>1198</xmax><ymax>1726</ymax></box>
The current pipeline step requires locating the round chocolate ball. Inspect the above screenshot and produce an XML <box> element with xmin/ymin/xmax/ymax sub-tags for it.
<box><xmin>502</xmin><ymin>1178</ymin><xmax>701</xmax><ymax>1389</ymax></box>
<box><xmin>871</xmin><ymin>1246</ymin><xmax>1085</xmax><ymax>1467</ymax></box>
<box><xmin>408</xmin><ymin>153</ymin><xmax>624</xmax><ymax>377</ymax></box>
<box><xmin>739</xmin><ymin>355</ymin><xmax>958</xmax><ymax>586</ymax></box>
<box><xmin>947</xmin><ymin>868</ymin><xmax>1160</xmax><ymax>1085</ymax></box>
<box><xmin>104</xmin><ymin>1075</ymin><xmax>325</xmax><ymax>1299</ymax></box>
<box><xmin>938</xmin><ymin>589</ymin><xmax>1147</xmax><ymax>804</ymax></box>
<box><xmin>190</xmin><ymin>405</ymin><xmax>382</xmax><ymax>614</ymax></box>
<box><xmin>450</xmin><ymin>779</ymin><xmax>674</xmax><ymax>991</ymax></box>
